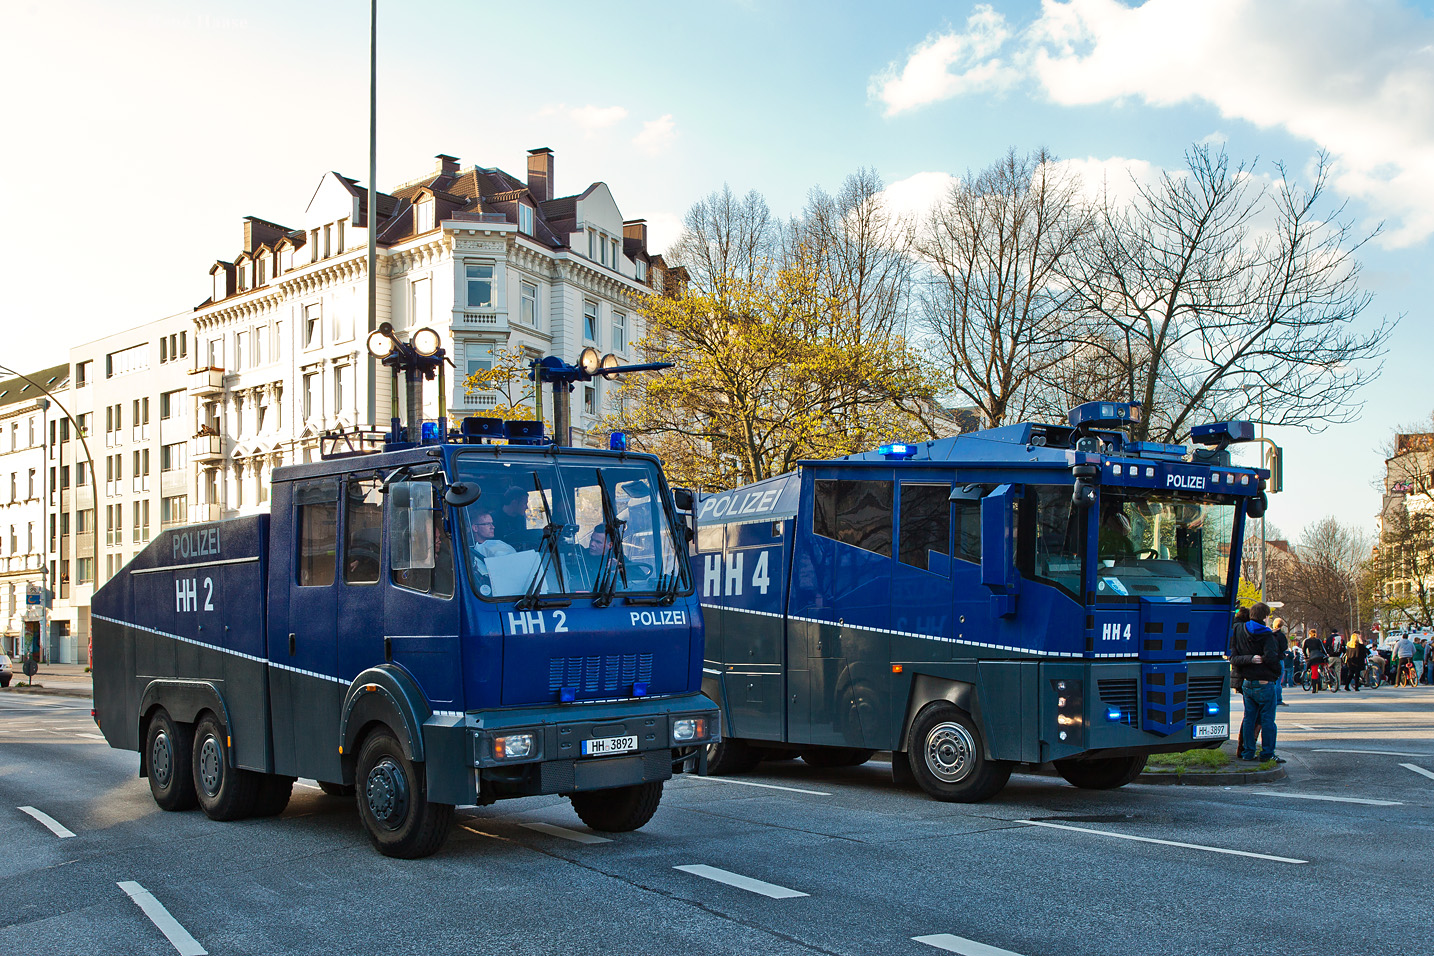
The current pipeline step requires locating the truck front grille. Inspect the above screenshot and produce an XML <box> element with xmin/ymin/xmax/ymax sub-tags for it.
<box><xmin>1185</xmin><ymin>675</ymin><xmax>1226</xmax><ymax>721</ymax></box>
<box><xmin>1097</xmin><ymin>678</ymin><xmax>1139</xmax><ymax>727</ymax></box>
<box><xmin>548</xmin><ymin>654</ymin><xmax>654</xmax><ymax>697</ymax></box>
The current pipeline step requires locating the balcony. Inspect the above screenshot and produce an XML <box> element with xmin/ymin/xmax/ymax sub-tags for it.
<box><xmin>188</xmin><ymin>367</ymin><xmax>225</xmax><ymax>397</ymax></box>
<box><xmin>455</xmin><ymin>310</ymin><xmax>506</xmax><ymax>331</ymax></box>
<box><xmin>191</xmin><ymin>434</ymin><xmax>224</xmax><ymax>463</ymax></box>
<box><xmin>195</xmin><ymin>502</ymin><xmax>223</xmax><ymax>522</ymax></box>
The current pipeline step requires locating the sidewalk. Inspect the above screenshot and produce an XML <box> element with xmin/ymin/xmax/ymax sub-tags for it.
<box><xmin>3</xmin><ymin>662</ymin><xmax>93</xmax><ymax>699</ymax></box>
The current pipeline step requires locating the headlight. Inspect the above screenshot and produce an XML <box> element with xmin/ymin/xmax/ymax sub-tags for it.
<box><xmin>493</xmin><ymin>733</ymin><xmax>535</xmax><ymax>759</ymax></box>
<box><xmin>673</xmin><ymin>718</ymin><xmax>707</xmax><ymax>742</ymax></box>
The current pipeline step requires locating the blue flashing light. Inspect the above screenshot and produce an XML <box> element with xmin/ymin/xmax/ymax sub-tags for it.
<box><xmin>609</xmin><ymin>431</ymin><xmax>629</xmax><ymax>452</ymax></box>
<box><xmin>421</xmin><ymin>421</ymin><xmax>440</xmax><ymax>443</ymax></box>
<box><xmin>1068</xmin><ymin>401</ymin><xmax>1143</xmax><ymax>429</ymax></box>
<box><xmin>559</xmin><ymin>687</ymin><xmax>576</xmax><ymax>703</ymax></box>
<box><xmin>1205</xmin><ymin>701</ymin><xmax>1220</xmax><ymax>717</ymax></box>
<box><xmin>878</xmin><ymin>443</ymin><xmax>917</xmax><ymax>460</ymax></box>
<box><xmin>1191</xmin><ymin>421</ymin><xmax>1256</xmax><ymax>446</ymax></box>
<box><xmin>632</xmin><ymin>682</ymin><xmax>649</xmax><ymax>698</ymax></box>
<box><xmin>1106</xmin><ymin>706</ymin><xmax>1123</xmax><ymax>722</ymax></box>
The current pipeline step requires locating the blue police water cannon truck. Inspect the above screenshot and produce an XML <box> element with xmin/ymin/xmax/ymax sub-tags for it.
<box><xmin>692</xmin><ymin>401</ymin><xmax>1267</xmax><ymax>801</ymax></box>
<box><xmin>92</xmin><ymin>342</ymin><xmax>717</xmax><ymax>858</ymax></box>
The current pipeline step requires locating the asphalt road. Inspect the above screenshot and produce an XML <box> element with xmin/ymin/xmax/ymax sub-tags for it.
<box><xmin>3</xmin><ymin>687</ymin><xmax>1432</xmax><ymax>956</ymax></box>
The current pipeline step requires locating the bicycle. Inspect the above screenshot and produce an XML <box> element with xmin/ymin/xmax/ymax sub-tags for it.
<box><xmin>1363</xmin><ymin>661</ymin><xmax>1384</xmax><ymax>690</ymax></box>
<box><xmin>1397</xmin><ymin>660</ymin><xmax>1420</xmax><ymax>687</ymax></box>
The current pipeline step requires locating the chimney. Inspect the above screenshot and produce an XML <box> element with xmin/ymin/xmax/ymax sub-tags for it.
<box><xmin>436</xmin><ymin>153</ymin><xmax>460</xmax><ymax>177</ymax></box>
<box><xmin>623</xmin><ymin>220</ymin><xmax>648</xmax><ymax>251</ymax></box>
<box><xmin>527</xmin><ymin>147</ymin><xmax>554</xmax><ymax>202</ymax></box>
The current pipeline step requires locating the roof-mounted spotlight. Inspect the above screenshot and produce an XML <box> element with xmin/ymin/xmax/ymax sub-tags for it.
<box><xmin>1190</xmin><ymin>421</ymin><xmax>1256</xmax><ymax>447</ymax></box>
<box><xmin>412</xmin><ymin>327</ymin><xmax>442</xmax><ymax>357</ymax></box>
<box><xmin>367</xmin><ymin>324</ymin><xmax>398</xmax><ymax>359</ymax></box>
<box><xmin>1068</xmin><ymin>401</ymin><xmax>1143</xmax><ymax>430</ymax></box>
<box><xmin>578</xmin><ymin>347</ymin><xmax>602</xmax><ymax>377</ymax></box>
<box><xmin>600</xmin><ymin>353</ymin><xmax>621</xmax><ymax>380</ymax></box>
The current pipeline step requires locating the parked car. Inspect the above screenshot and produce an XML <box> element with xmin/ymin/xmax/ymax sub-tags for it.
<box><xmin>0</xmin><ymin>652</ymin><xmax>12</xmax><ymax>687</ymax></box>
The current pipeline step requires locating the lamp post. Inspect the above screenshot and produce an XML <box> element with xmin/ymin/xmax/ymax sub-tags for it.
<box><xmin>366</xmin><ymin>323</ymin><xmax>447</xmax><ymax>444</ymax></box>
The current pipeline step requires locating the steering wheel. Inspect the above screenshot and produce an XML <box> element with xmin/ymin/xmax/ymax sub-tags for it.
<box><xmin>626</xmin><ymin>562</ymin><xmax>657</xmax><ymax>583</ymax></box>
<box><xmin>1136</xmin><ymin>548</ymin><xmax>1160</xmax><ymax>560</ymax></box>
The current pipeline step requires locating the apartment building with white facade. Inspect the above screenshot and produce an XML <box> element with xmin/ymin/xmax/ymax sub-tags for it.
<box><xmin>192</xmin><ymin>147</ymin><xmax>680</xmax><ymax>518</ymax></box>
<box><xmin>46</xmin><ymin>314</ymin><xmax>196</xmax><ymax>660</ymax></box>
<box><xmin>0</xmin><ymin>365</ymin><xmax>66</xmax><ymax>659</ymax></box>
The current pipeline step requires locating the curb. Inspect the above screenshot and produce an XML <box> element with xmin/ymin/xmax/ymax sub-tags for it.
<box><xmin>1</xmin><ymin>685</ymin><xmax>92</xmax><ymax>700</ymax></box>
<box><xmin>1138</xmin><ymin>766</ymin><xmax>1287</xmax><ymax>785</ymax></box>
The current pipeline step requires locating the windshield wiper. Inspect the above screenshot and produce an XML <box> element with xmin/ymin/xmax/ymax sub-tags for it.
<box><xmin>516</xmin><ymin>473</ymin><xmax>568</xmax><ymax>610</ymax></box>
<box><xmin>591</xmin><ymin>470</ymin><xmax>629</xmax><ymax>606</ymax></box>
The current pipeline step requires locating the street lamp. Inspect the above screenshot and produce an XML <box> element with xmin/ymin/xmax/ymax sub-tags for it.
<box><xmin>367</xmin><ymin>323</ymin><xmax>449</xmax><ymax>444</ymax></box>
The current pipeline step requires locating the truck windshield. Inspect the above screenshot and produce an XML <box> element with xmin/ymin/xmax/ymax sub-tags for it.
<box><xmin>1095</xmin><ymin>491</ymin><xmax>1237</xmax><ymax>603</ymax></box>
<box><xmin>453</xmin><ymin>456</ymin><xmax>689</xmax><ymax>601</ymax></box>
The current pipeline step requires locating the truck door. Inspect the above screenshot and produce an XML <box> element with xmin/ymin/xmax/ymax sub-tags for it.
<box><xmin>335</xmin><ymin>476</ymin><xmax>385</xmax><ymax>686</ymax></box>
<box><xmin>383</xmin><ymin>480</ymin><xmax>462</xmax><ymax>708</ymax></box>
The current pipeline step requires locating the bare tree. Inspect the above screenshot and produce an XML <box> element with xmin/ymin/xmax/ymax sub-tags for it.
<box><xmin>1276</xmin><ymin>517</ymin><xmax>1373</xmax><ymax>636</ymax></box>
<box><xmin>917</xmin><ymin>148</ymin><xmax>1092</xmax><ymax>427</ymax></box>
<box><xmin>1062</xmin><ymin>146</ymin><xmax>1395</xmax><ymax>442</ymax></box>
<box><xmin>666</xmin><ymin>185</ymin><xmax>776</xmax><ymax>308</ymax></box>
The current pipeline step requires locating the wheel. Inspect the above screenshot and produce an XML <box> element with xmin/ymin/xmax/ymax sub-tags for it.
<box><xmin>251</xmin><ymin>775</ymin><xmax>295</xmax><ymax>817</ymax></box>
<box><xmin>192</xmin><ymin>714</ymin><xmax>259</xmax><ymax>821</ymax></box>
<box><xmin>799</xmin><ymin>747</ymin><xmax>876</xmax><ymax>768</ymax></box>
<box><xmin>0</xmin><ymin>675</ymin><xmax>10</xmax><ymax>687</ymax></box>
<box><xmin>355</xmin><ymin>730</ymin><xmax>453</xmax><ymax>858</ymax></box>
<box><xmin>145</xmin><ymin>709</ymin><xmax>197</xmax><ymax>811</ymax></box>
<box><xmin>904</xmin><ymin>703</ymin><xmax>1012</xmax><ymax>802</ymax></box>
<box><xmin>891</xmin><ymin>753</ymin><xmax>918</xmax><ymax>789</ymax></box>
<box><xmin>319</xmin><ymin>781</ymin><xmax>356</xmax><ymax>797</ymax></box>
<box><xmin>1298</xmin><ymin>674</ymin><xmax>1311</xmax><ymax>691</ymax></box>
<box><xmin>569</xmin><ymin>781</ymin><xmax>663</xmax><ymax>832</ymax></box>
<box><xmin>705</xmin><ymin>736</ymin><xmax>760</xmax><ymax>775</ymax></box>
<box><xmin>1054</xmin><ymin>754</ymin><xmax>1146</xmax><ymax>789</ymax></box>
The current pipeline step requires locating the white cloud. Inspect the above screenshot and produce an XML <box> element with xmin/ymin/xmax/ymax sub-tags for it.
<box><xmin>877</xmin><ymin>170</ymin><xmax>959</xmax><ymax>221</ymax></box>
<box><xmin>642</xmin><ymin>211</ymin><xmax>686</xmax><ymax>256</ymax></box>
<box><xmin>633</xmin><ymin>114</ymin><xmax>677</xmax><ymax>154</ymax></box>
<box><xmin>569</xmin><ymin>104</ymin><xmax>628</xmax><ymax>129</ymax></box>
<box><xmin>870</xmin><ymin>5</ymin><xmax>1019</xmax><ymax>115</ymax></box>
<box><xmin>871</xmin><ymin>0</ymin><xmax>1434</xmax><ymax>246</ymax></box>
<box><xmin>1052</xmin><ymin>155</ymin><xmax>1165</xmax><ymax>209</ymax></box>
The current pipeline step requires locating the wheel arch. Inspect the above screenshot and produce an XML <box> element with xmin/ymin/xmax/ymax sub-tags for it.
<box><xmin>897</xmin><ymin>674</ymin><xmax>987</xmax><ymax>755</ymax></box>
<box><xmin>137</xmin><ymin>680</ymin><xmax>233</xmax><ymax>777</ymax></box>
<box><xmin>340</xmin><ymin>665</ymin><xmax>431</xmax><ymax>770</ymax></box>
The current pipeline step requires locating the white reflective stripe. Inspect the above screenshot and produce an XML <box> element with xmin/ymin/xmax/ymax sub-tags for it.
<box><xmin>521</xmin><ymin>822</ymin><xmax>612</xmax><ymax>844</ymax></box>
<box><xmin>1019</xmin><ymin>819</ymin><xmax>1307</xmax><ymax>864</ymax></box>
<box><xmin>1247</xmin><ymin>791</ymin><xmax>1402</xmax><ymax>806</ymax></box>
<box><xmin>913</xmin><ymin>934</ymin><xmax>1027</xmax><ymax>956</ymax></box>
<box><xmin>1400</xmin><ymin>763</ymin><xmax>1434</xmax><ymax>782</ymax></box>
<box><xmin>130</xmin><ymin>556</ymin><xmax>260</xmax><ymax>575</ymax></box>
<box><xmin>18</xmin><ymin>806</ymin><xmax>75</xmax><ymax>838</ymax></box>
<box><xmin>117</xmin><ymin>881</ymin><xmax>208</xmax><ymax>956</ymax></box>
<box><xmin>673</xmin><ymin>864</ymin><xmax>808</xmax><ymax>898</ymax></box>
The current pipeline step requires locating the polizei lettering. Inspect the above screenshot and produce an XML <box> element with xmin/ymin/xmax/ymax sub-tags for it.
<box><xmin>172</xmin><ymin>526</ymin><xmax>221</xmax><ymax>560</ymax></box>
<box><xmin>630</xmin><ymin>610</ymin><xmax>688</xmax><ymax>627</ymax></box>
<box><xmin>1166</xmin><ymin>474</ymin><xmax>1206</xmax><ymax>490</ymax></box>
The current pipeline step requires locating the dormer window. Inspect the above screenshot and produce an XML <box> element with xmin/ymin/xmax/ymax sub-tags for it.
<box><xmin>212</xmin><ymin>269</ymin><xmax>226</xmax><ymax>302</ymax></box>
<box><xmin>518</xmin><ymin>203</ymin><xmax>534</xmax><ymax>236</ymax></box>
<box><xmin>237</xmin><ymin>261</ymin><xmax>249</xmax><ymax>291</ymax></box>
<box><xmin>599</xmin><ymin>235</ymin><xmax>609</xmax><ymax>267</ymax></box>
<box><xmin>256</xmin><ymin>257</ymin><xmax>267</xmax><ymax>286</ymax></box>
<box><xmin>635</xmin><ymin>259</ymin><xmax>647</xmax><ymax>282</ymax></box>
<box><xmin>415</xmin><ymin>200</ymin><xmax>435</xmax><ymax>233</ymax></box>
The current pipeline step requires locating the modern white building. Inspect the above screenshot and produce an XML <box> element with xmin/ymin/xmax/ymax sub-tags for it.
<box><xmin>192</xmin><ymin>147</ymin><xmax>680</xmax><ymax>518</ymax></box>
<box><xmin>0</xmin><ymin>365</ymin><xmax>66</xmax><ymax>659</ymax></box>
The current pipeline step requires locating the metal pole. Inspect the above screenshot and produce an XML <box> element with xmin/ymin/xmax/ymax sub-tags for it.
<box><xmin>1259</xmin><ymin>394</ymin><xmax>1266</xmax><ymax>596</ymax></box>
<box><xmin>552</xmin><ymin>379</ymin><xmax>570</xmax><ymax>448</ymax></box>
<box><xmin>367</xmin><ymin>0</ymin><xmax>378</xmax><ymax>340</ymax></box>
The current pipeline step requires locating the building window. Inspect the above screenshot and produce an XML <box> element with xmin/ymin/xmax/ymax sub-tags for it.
<box><xmin>76</xmin><ymin>360</ymin><xmax>91</xmax><ymax>387</ymax></box>
<box><xmin>323</xmin><ymin>224</ymin><xmax>332</xmax><ymax>258</ymax></box>
<box><xmin>257</xmin><ymin>257</ymin><xmax>267</xmax><ymax>286</ymax></box>
<box><xmin>583</xmin><ymin>300</ymin><xmax>599</xmax><ymax>344</ymax></box>
<box><xmin>599</xmin><ymin>234</ymin><xmax>608</xmax><ymax>266</ymax></box>
<box><xmin>612</xmin><ymin>311</ymin><xmax>626</xmax><ymax>353</ymax></box>
<box><xmin>518</xmin><ymin>203</ymin><xmax>534</xmax><ymax>236</ymax></box>
<box><xmin>584</xmin><ymin>383</ymin><xmax>597</xmax><ymax>416</ymax></box>
<box><xmin>27</xmin><ymin>468</ymin><xmax>36</xmax><ymax>499</ymax></box>
<box><xmin>76</xmin><ymin>460</ymin><xmax>87</xmax><ymax>486</ymax></box>
<box><xmin>411</xmin><ymin>277</ymin><xmax>431</xmax><ymax>326</ymax></box>
<box><xmin>636</xmin><ymin>258</ymin><xmax>647</xmax><ymax>281</ymax></box>
<box><xmin>331</xmin><ymin>307</ymin><xmax>353</xmax><ymax>344</ymax></box>
<box><xmin>466</xmin><ymin>263</ymin><xmax>494</xmax><ymax>308</ymax></box>
<box><xmin>520</xmin><ymin>281</ymin><xmax>538</xmax><ymax>328</ymax></box>
<box><xmin>77</xmin><ymin>508</ymin><xmax>94</xmax><ymax>534</ymax></box>
<box><xmin>105</xmin><ymin>343</ymin><xmax>149</xmax><ymax>378</ymax></box>
<box><xmin>161</xmin><ymin>441</ymin><xmax>187</xmax><ymax>472</ymax></box>
<box><xmin>334</xmin><ymin>364</ymin><xmax>351</xmax><ymax>413</ymax></box>
<box><xmin>235</xmin><ymin>331</ymin><xmax>247</xmax><ymax>369</ymax></box>
<box><xmin>160</xmin><ymin>389</ymin><xmax>183</xmax><ymax>419</ymax></box>
<box><xmin>336</xmin><ymin>219</ymin><xmax>345</xmax><ymax>254</ymax></box>
<box><xmin>612</xmin><ymin>238</ymin><xmax>620</xmax><ymax>271</ymax></box>
<box><xmin>588</xmin><ymin>228</ymin><xmax>597</xmax><ymax>259</ymax></box>
<box><xmin>304</xmin><ymin>304</ymin><xmax>322</xmax><ymax>348</ymax></box>
<box><xmin>208</xmin><ymin>336</ymin><xmax>224</xmax><ymax>369</ymax></box>
<box><xmin>310</xmin><ymin>228</ymin><xmax>320</xmax><ymax>262</ymax></box>
<box><xmin>162</xmin><ymin>495</ymin><xmax>187</xmax><ymax>527</ymax></box>
<box><xmin>464</xmin><ymin>357</ymin><xmax>492</xmax><ymax>404</ymax></box>
<box><xmin>76</xmin><ymin>557</ymin><xmax>93</xmax><ymax>585</ymax></box>
<box><xmin>303</xmin><ymin>371</ymin><xmax>319</xmax><ymax>420</ymax></box>
<box><xmin>254</xmin><ymin>327</ymin><xmax>266</xmax><ymax>366</ymax></box>
<box><xmin>415</xmin><ymin>201</ymin><xmax>434</xmax><ymax>233</ymax></box>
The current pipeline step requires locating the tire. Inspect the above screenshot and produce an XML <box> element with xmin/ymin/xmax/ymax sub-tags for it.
<box><xmin>569</xmin><ymin>781</ymin><xmax>663</xmax><ymax>832</ymax></box>
<box><xmin>705</xmin><ymin>736</ymin><xmax>760</xmax><ymax>775</ymax></box>
<box><xmin>0</xmin><ymin>675</ymin><xmax>10</xmax><ymax>687</ymax></box>
<box><xmin>192</xmin><ymin>714</ymin><xmax>259</xmax><ymax>821</ymax></box>
<box><xmin>904</xmin><ymin>703</ymin><xmax>1012</xmax><ymax>802</ymax></box>
<box><xmin>251</xmin><ymin>775</ymin><xmax>295</xmax><ymax>817</ymax></box>
<box><xmin>891</xmin><ymin>752</ymin><xmax>918</xmax><ymax>789</ymax></box>
<box><xmin>1298</xmin><ymin>675</ymin><xmax>1311</xmax><ymax>692</ymax></box>
<box><xmin>799</xmin><ymin>747</ymin><xmax>876</xmax><ymax>768</ymax></box>
<box><xmin>145</xmin><ymin>709</ymin><xmax>197</xmax><ymax>812</ymax></box>
<box><xmin>355</xmin><ymin>730</ymin><xmax>453</xmax><ymax>859</ymax></box>
<box><xmin>1053</xmin><ymin>754</ymin><xmax>1146</xmax><ymax>790</ymax></box>
<box><xmin>319</xmin><ymin>781</ymin><xmax>356</xmax><ymax>797</ymax></box>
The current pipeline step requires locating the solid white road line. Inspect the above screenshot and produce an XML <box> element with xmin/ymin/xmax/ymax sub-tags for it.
<box><xmin>913</xmin><ymin>934</ymin><xmax>1027</xmax><ymax>955</ymax></box>
<box><xmin>75</xmin><ymin>732</ymin><xmax>104</xmax><ymax>740</ymax></box>
<box><xmin>294</xmin><ymin>779</ymin><xmax>323</xmax><ymax>791</ymax></box>
<box><xmin>1399</xmin><ymin>763</ymin><xmax>1434</xmax><ymax>782</ymax></box>
<box><xmin>18</xmin><ymin>806</ymin><xmax>75</xmax><ymax>838</ymax></box>
<box><xmin>1314</xmin><ymin>748</ymin><xmax>1434</xmax><ymax>758</ymax></box>
<box><xmin>1293</xmin><ymin>724</ymin><xmax>1318</xmax><ymax>731</ymax></box>
<box><xmin>521</xmin><ymin>821</ymin><xmax>612</xmax><ymax>844</ymax></box>
<box><xmin>117</xmin><ymin>881</ymin><xmax>207</xmax><ymax>956</ymax></box>
<box><xmin>1246</xmin><ymin>791</ymin><xmax>1402</xmax><ymax>806</ymax></box>
<box><xmin>689</xmin><ymin>776</ymin><xmax>831</xmax><ymax>796</ymax></box>
<box><xmin>1018</xmin><ymin>820</ymin><xmax>1307</xmax><ymax>864</ymax></box>
<box><xmin>673</xmin><ymin>864</ymin><xmax>809</xmax><ymax>899</ymax></box>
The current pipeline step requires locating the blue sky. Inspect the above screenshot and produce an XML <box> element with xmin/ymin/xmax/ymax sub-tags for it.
<box><xmin>3</xmin><ymin>0</ymin><xmax>1430</xmax><ymax>543</ymax></box>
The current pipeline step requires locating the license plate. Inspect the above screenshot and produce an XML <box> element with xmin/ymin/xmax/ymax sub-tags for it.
<box><xmin>581</xmin><ymin>735</ymin><xmax>637</xmax><ymax>757</ymax></box>
<box><xmin>1192</xmin><ymin>722</ymin><xmax>1229</xmax><ymax>739</ymax></box>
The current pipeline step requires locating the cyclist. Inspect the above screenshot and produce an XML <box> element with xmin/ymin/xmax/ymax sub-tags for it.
<box><xmin>1302</xmin><ymin>632</ymin><xmax>1329</xmax><ymax>693</ymax></box>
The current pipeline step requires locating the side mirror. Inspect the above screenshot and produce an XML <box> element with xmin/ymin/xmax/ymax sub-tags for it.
<box><xmin>443</xmin><ymin>482</ymin><xmax>481</xmax><ymax>507</ymax></box>
<box><xmin>1072</xmin><ymin>464</ymin><xmax>1099</xmax><ymax>508</ymax></box>
<box><xmin>673</xmin><ymin>488</ymin><xmax>695</xmax><ymax>512</ymax></box>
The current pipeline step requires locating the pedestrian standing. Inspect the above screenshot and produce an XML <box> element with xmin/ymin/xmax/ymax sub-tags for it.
<box><xmin>1343</xmin><ymin>633</ymin><xmax>1368</xmax><ymax>692</ymax></box>
<box><xmin>1231</xmin><ymin>602</ymin><xmax>1283</xmax><ymax>763</ymax></box>
<box><xmin>1325</xmin><ymin>631</ymin><xmax>1344</xmax><ymax>692</ymax></box>
<box><xmin>1413</xmin><ymin>638</ymin><xmax>1426</xmax><ymax>685</ymax></box>
<box><xmin>1271</xmin><ymin>617</ymin><xmax>1290</xmax><ymax>706</ymax></box>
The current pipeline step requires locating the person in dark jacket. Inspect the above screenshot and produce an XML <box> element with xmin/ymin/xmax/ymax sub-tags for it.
<box><xmin>1231</xmin><ymin>602</ymin><xmax>1283</xmax><ymax>763</ymax></box>
<box><xmin>1270</xmin><ymin>617</ymin><xmax>1290</xmax><ymax>705</ymax></box>
<box><xmin>1343</xmin><ymin>634</ymin><xmax>1369</xmax><ymax>691</ymax></box>
<box><xmin>1302</xmin><ymin>632</ymin><xmax>1329</xmax><ymax>693</ymax></box>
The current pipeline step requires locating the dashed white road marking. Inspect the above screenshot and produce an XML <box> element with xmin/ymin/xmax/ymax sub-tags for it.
<box><xmin>294</xmin><ymin>779</ymin><xmax>324</xmax><ymax>791</ymax></box>
<box><xmin>117</xmin><ymin>881</ymin><xmax>207</xmax><ymax>956</ymax></box>
<box><xmin>1293</xmin><ymin>724</ymin><xmax>1318</xmax><ymax>731</ymax></box>
<box><xmin>1247</xmin><ymin>791</ymin><xmax>1402</xmax><ymax>806</ymax></box>
<box><xmin>1314</xmin><ymin>748</ymin><xmax>1434</xmax><ymax>758</ymax></box>
<box><xmin>18</xmin><ymin>806</ymin><xmax>75</xmax><ymax>838</ymax></box>
<box><xmin>1018</xmin><ymin>820</ymin><xmax>1307</xmax><ymax>864</ymax></box>
<box><xmin>75</xmin><ymin>732</ymin><xmax>105</xmax><ymax>740</ymax></box>
<box><xmin>913</xmin><ymin>934</ymin><xmax>1027</xmax><ymax>955</ymax></box>
<box><xmin>1399</xmin><ymin>763</ymin><xmax>1434</xmax><ymax>782</ymax></box>
<box><xmin>673</xmin><ymin>864</ymin><xmax>808</xmax><ymax>899</ymax></box>
<box><xmin>521</xmin><ymin>821</ymin><xmax>613</xmax><ymax>844</ymax></box>
<box><xmin>689</xmin><ymin>776</ymin><xmax>830</xmax><ymax>796</ymax></box>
